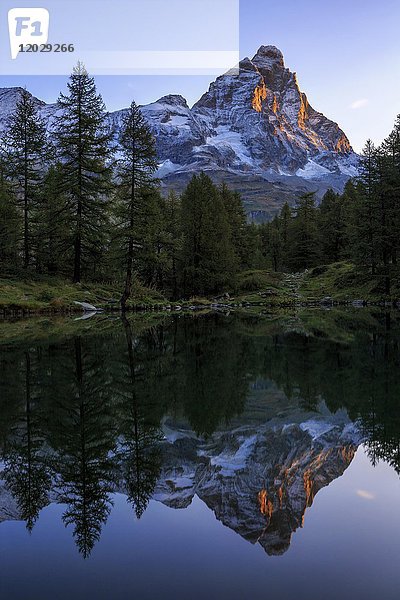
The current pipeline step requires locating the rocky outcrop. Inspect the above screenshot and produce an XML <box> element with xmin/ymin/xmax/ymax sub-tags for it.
<box><xmin>187</xmin><ymin>46</ymin><xmax>356</xmax><ymax>177</ymax></box>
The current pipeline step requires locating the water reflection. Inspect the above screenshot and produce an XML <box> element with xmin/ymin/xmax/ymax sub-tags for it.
<box><xmin>0</xmin><ymin>311</ymin><xmax>399</xmax><ymax>557</ymax></box>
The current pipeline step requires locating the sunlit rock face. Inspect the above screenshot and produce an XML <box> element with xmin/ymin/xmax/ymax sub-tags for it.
<box><xmin>190</xmin><ymin>45</ymin><xmax>356</xmax><ymax>176</ymax></box>
<box><xmin>0</xmin><ymin>49</ymin><xmax>359</xmax><ymax>218</ymax></box>
<box><xmin>0</xmin><ymin>46</ymin><xmax>358</xmax><ymax>186</ymax></box>
<box><xmin>143</xmin><ymin>45</ymin><xmax>359</xmax><ymax>181</ymax></box>
<box><xmin>154</xmin><ymin>404</ymin><xmax>363</xmax><ymax>555</ymax></box>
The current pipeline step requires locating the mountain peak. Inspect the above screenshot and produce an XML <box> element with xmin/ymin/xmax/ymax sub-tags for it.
<box><xmin>252</xmin><ymin>45</ymin><xmax>284</xmax><ymax>67</ymax></box>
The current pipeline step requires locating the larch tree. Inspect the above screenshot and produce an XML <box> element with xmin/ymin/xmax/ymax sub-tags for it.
<box><xmin>3</xmin><ymin>89</ymin><xmax>48</xmax><ymax>269</ymax></box>
<box><xmin>54</xmin><ymin>63</ymin><xmax>113</xmax><ymax>283</ymax></box>
<box><xmin>287</xmin><ymin>192</ymin><xmax>320</xmax><ymax>271</ymax></box>
<box><xmin>35</xmin><ymin>164</ymin><xmax>71</xmax><ymax>275</ymax></box>
<box><xmin>349</xmin><ymin>140</ymin><xmax>380</xmax><ymax>275</ymax></box>
<box><xmin>219</xmin><ymin>183</ymin><xmax>249</xmax><ymax>271</ymax></box>
<box><xmin>279</xmin><ymin>202</ymin><xmax>292</xmax><ymax>270</ymax></box>
<box><xmin>115</xmin><ymin>100</ymin><xmax>158</xmax><ymax>311</ymax></box>
<box><xmin>318</xmin><ymin>189</ymin><xmax>346</xmax><ymax>264</ymax></box>
<box><xmin>164</xmin><ymin>190</ymin><xmax>182</xmax><ymax>300</ymax></box>
<box><xmin>181</xmin><ymin>173</ymin><xmax>235</xmax><ymax>296</ymax></box>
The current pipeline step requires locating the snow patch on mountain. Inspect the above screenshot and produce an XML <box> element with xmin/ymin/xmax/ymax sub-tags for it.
<box><xmin>296</xmin><ymin>160</ymin><xmax>332</xmax><ymax>179</ymax></box>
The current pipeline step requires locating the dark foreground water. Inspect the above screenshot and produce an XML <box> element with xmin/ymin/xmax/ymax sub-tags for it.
<box><xmin>0</xmin><ymin>310</ymin><xmax>399</xmax><ymax>600</ymax></box>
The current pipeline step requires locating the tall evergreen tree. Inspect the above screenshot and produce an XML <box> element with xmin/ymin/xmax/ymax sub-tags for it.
<box><xmin>115</xmin><ymin>100</ymin><xmax>158</xmax><ymax>310</ymax></box>
<box><xmin>381</xmin><ymin>116</ymin><xmax>400</xmax><ymax>271</ymax></box>
<box><xmin>287</xmin><ymin>193</ymin><xmax>320</xmax><ymax>270</ymax></box>
<box><xmin>134</xmin><ymin>188</ymin><xmax>169</xmax><ymax>290</ymax></box>
<box><xmin>181</xmin><ymin>173</ymin><xmax>236</xmax><ymax>295</ymax></box>
<box><xmin>164</xmin><ymin>191</ymin><xmax>182</xmax><ymax>299</ymax></box>
<box><xmin>279</xmin><ymin>202</ymin><xmax>292</xmax><ymax>270</ymax></box>
<box><xmin>259</xmin><ymin>217</ymin><xmax>282</xmax><ymax>272</ymax></box>
<box><xmin>3</xmin><ymin>89</ymin><xmax>48</xmax><ymax>269</ymax></box>
<box><xmin>54</xmin><ymin>63</ymin><xmax>113</xmax><ymax>283</ymax></box>
<box><xmin>35</xmin><ymin>164</ymin><xmax>71</xmax><ymax>274</ymax></box>
<box><xmin>219</xmin><ymin>184</ymin><xmax>249</xmax><ymax>270</ymax></box>
<box><xmin>318</xmin><ymin>189</ymin><xmax>346</xmax><ymax>263</ymax></box>
<box><xmin>349</xmin><ymin>141</ymin><xmax>380</xmax><ymax>276</ymax></box>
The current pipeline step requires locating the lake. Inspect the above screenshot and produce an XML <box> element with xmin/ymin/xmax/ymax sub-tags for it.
<box><xmin>0</xmin><ymin>310</ymin><xmax>399</xmax><ymax>600</ymax></box>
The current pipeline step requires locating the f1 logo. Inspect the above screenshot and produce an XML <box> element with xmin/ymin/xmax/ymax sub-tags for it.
<box><xmin>8</xmin><ymin>8</ymin><xmax>50</xmax><ymax>59</ymax></box>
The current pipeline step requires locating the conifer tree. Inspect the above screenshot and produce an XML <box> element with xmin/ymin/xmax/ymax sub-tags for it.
<box><xmin>279</xmin><ymin>202</ymin><xmax>292</xmax><ymax>270</ymax></box>
<box><xmin>54</xmin><ymin>63</ymin><xmax>113</xmax><ymax>283</ymax></box>
<box><xmin>35</xmin><ymin>164</ymin><xmax>71</xmax><ymax>274</ymax></box>
<box><xmin>244</xmin><ymin>222</ymin><xmax>263</xmax><ymax>270</ymax></box>
<box><xmin>381</xmin><ymin>116</ymin><xmax>400</xmax><ymax>270</ymax></box>
<box><xmin>287</xmin><ymin>192</ymin><xmax>320</xmax><ymax>270</ymax></box>
<box><xmin>349</xmin><ymin>140</ymin><xmax>380</xmax><ymax>275</ymax></box>
<box><xmin>115</xmin><ymin>100</ymin><xmax>158</xmax><ymax>310</ymax></box>
<box><xmin>219</xmin><ymin>183</ymin><xmax>249</xmax><ymax>270</ymax></box>
<box><xmin>131</xmin><ymin>188</ymin><xmax>169</xmax><ymax>289</ymax></box>
<box><xmin>318</xmin><ymin>189</ymin><xmax>346</xmax><ymax>263</ymax></box>
<box><xmin>3</xmin><ymin>89</ymin><xmax>48</xmax><ymax>269</ymax></box>
<box><xmin>259</xmin><ymin>217</ymin><xmax>282</xmax><ymax>272</ymax></box>
<box><xmin>269</xmin><ymin>215</ymin><xmax>282</xmax><ymax>272</ymax></box>
<box><xmin>340</xmin><ymin>179</ymin><xmax>359</xmax><ymax>258</ymax></box>
<box><xmin>164</xmin><ymin>191</ymin><xmax>182</xmax><ymax>299</ymax></box>
<box><xmin>181</xmin><ymin>173</ymin><xmax>235</xmax><ymax>296</ymax></box>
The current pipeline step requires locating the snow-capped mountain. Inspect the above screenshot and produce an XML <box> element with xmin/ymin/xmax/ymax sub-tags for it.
<box><xmin>0</xmin><ymin>46</ymin><xmax>359</xmax><ymax>220</ymax></box>
<box><xmin>154</xmin><ymin>401</ymin><xmax>363</xmax><ymax>556</ymax></box>
<box><xmin>144</xmin><ymin>46</ymin><xmax>358</xmax><ymax>179</ymax></box>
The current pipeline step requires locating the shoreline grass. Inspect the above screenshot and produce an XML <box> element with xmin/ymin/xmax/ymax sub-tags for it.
<box><xmin>1</xmin><ymin>262</ymin><xmax>399</xmax><ymax>315</ymax></box>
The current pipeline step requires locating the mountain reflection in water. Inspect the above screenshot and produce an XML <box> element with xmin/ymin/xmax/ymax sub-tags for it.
<box><xmin>0</xmin><ymin>311</ymin><xmax>399</xmax><ymax>558</ymax></box>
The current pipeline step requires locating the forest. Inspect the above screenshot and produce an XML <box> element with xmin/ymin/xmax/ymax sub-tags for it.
<box><xmin>1</xmin><ymin>63</ymin><xmax>400</xmax><ymax>307</ymax></box>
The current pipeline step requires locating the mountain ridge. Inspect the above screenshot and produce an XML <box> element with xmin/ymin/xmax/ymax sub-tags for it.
<box><xmin>0</xmin><ymin>46</ymin><xmax>359</xmax><ymax>220</ymax></box>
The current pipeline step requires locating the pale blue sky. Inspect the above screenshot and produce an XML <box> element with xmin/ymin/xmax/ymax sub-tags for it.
<box><xmin>1</xmin><ymin>0</ymin><xmax>399</xmax><ymax>151</ymax></box>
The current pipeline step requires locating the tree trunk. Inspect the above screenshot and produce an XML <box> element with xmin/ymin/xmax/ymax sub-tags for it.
<box><xmin>74</xmin><ymin>84</ymin><xmax>83</xmax><ymax>283</ymax></box>
<box><xmin>23</xmin><ymin>122</ymin><xmax>29</xmax><ymax>269</ymax></box>
<box><xmin>24</xmin><ymin>192</ymin><xmax>29</xmax><ymax>269</ymax></box>
<box><xmin>73</xmin><ymin>202</ymin><xmax>82</xmax><ymax>283</ymax></box>
<box><xmin>121</xmin><ymin>236</ymin><xmax>133</xmax><ymax>312</ymax></box>
<box><xmin>121</xmin><ymin>141</ymin><xmax>136</xmax><ymax>312</ymax></box>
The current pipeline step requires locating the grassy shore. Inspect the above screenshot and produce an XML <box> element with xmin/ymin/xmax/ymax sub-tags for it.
<box><xmin>233</xmin><ymin>262</ymin><xmax>400</xmax><ymax>307</ymax></box>
<box><xmin>1</xmin><ymin>262</ymin><xmax>399</xmax><ymax>315</ymax></box>
<box><xmin>0</xmin><ymin>276</ymin><xmax>167</xmax><ymax>314</ymax></box>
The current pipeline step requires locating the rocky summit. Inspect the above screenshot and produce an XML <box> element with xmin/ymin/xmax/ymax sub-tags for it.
<box><xmin>0</xmin><ymin>46</ymin><xmax>359</xmax><ymax>220</ymax></box>
<box><xmin>145</xmin><ymin>46</ymin><xmax>357</xmax><ymax>177</ymax></box>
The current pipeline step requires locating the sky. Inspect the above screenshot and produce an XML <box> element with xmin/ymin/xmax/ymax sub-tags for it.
<box><xmin>1</xmin><ymin>0</ymin><xmax>400</xmax><ymax>151</ymax></box>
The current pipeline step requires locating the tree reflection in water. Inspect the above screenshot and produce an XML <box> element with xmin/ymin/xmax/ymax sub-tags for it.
<box><xmin>0</xmin><ymin>310</ymin><xmax>399</xmax><ymax>556</ymax></box>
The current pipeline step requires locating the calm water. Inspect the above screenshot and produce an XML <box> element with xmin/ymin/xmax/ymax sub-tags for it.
<box><xmin>0</xmin><ymin>311</ymin><xmax>399</xmax><ymax>600</ymax></box>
